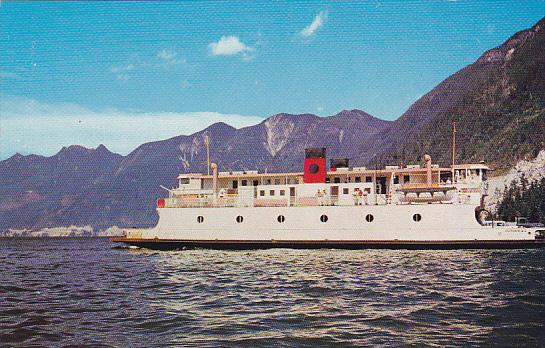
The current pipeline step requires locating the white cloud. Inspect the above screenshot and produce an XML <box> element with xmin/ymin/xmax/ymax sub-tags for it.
<box><xmin>300</xmin><ymin>10</ymin><xmax>328</xmax><ymax>37</ymax></box>
<box><xmin>0</xmin><ymin>71</ymin><xmax>20</xmax><ymax>79</ymax></box>
<box><xmin>157</xmin><ymin>49</ymin><xmax>177</xmax><ymax>61</ymax></box>
<box><xmin>157</xmin><ymin>49</ymin><xmax>186</xmax><ymax>65</ymax></box>
<box><xmin>110</xmin><ymin>64</ymin><xmax>135</xmax><ymax>81</ymax></box>
<box><xmin>0</xmin><ymin>95</ymin><xmax>264</xmax><ymax>159</ymax></box>
<box><xmin>109</xmin><ymin>51</ymin><xmax>186</xmax><ymax>81</ymax></box>
<box><xmin>180</xmin><ymin>80</ymin><xmax>191</xmax><ymax>89</ymax></box>
<box><xmin>110</xmin><ymin>64</ymin><xmax>135</xmax><ymax>74</ymax></box>
<box><xmin>208</xmin><ymin>35</ymin><xmax>254</xmax><ymax>57</ymax></box>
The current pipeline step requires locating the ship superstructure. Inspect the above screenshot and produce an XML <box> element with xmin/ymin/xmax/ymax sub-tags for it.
<box><xmin>113</xmin><ymin>148</ymin><xmax>545</xmax><ymax>249</ymax></box>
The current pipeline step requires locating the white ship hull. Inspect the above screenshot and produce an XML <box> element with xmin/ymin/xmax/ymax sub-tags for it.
<box><xmin>114</xmin><ymin>204</ymin><xmax>545</xmax><ymax>249</ymax></box>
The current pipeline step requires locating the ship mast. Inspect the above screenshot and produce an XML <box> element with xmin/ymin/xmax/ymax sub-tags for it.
<box><xmin>204</xmin><ymin>135</ymin><xmax>211</xmax><ymax>176</ymax></box>
<box><xmin>451</xmin><ymin>121</ymin><xmax>456</xmax><ymax>180</ymax></box>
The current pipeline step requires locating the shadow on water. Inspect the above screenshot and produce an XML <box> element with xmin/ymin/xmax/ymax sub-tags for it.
<box><xmin>1</xmin><ymin>237</ymin><xmax>544</xmax><ymax>346</ymax></box>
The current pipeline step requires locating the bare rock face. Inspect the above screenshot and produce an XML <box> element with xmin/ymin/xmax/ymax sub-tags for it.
<box><xmin>263</xmin><ymin>114</ymin><xmax>297</xmax><ymax>157</ymax></box>
<box><xmin>486</xmin><ymin>150</ymin><xmax>545</xmax><ymax>214</ymax></box>
<box><xmin>477</xmin><ymin>18</ymin><xmax>543</xmax><ymax>64</ymax></box>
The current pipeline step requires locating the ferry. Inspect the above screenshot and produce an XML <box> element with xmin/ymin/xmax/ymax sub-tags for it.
<box><xmin>112</xmin><ymin>147</ymin><xmax>545</xmax><ymax>250</ymax></box>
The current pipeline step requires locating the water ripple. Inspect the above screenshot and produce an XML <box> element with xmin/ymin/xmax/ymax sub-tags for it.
<box><xmin>1</xmin><ymin>238</ymin><xmax>545</xmax><ymax>346</ymax></box>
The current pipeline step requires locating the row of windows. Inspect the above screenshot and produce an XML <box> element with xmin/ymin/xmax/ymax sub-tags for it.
<box><xmin>259</xmin><ymin>189</ymin><xmax>286</xmax><ymax>197</ymax></box>
<box><xmin>235</xmin><ymin>179</ymin><xmax>298</xmax><ymax>187</ymax></box>
<box><xmin>233</xmin><ymin>175</ymin><xmax>412</xmax><ymax>188</ymax></box>
<box><xmin>195</xmin><ymin>213</ymin><xmax>423</xmax><ymax>224</ymax></box>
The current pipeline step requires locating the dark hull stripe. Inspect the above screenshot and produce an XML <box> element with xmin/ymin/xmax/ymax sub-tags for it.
<box><xmin>111</xmin><ymin>238</ymin><xmax>545</xmax><ymax>250</ymax></box>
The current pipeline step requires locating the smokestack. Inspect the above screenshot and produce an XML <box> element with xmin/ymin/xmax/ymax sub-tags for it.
<box><xmin>303</xmin><ymin>148</ymin><xmax>326</xmax><ymax>183</ymax></box>
<box><xmin>424</xmin><ymin>154</ymin><xmax>432</xmax><ymax>186</ymax></box>
<box><xmin>211</xmin><ymin>163</ymin><xmax>218</xmax><ymax>194</ymax></box>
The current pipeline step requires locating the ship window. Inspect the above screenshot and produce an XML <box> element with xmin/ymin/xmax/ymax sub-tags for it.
<box><xmin>325</xmin><ymin>177</ymin><xmax>331</xmax><ymax>183</ymax></box>
<box><xmin>232</xmin><ymin>180</ymin><xmax>238</xmax><ymax>189</ymax></box>
<box><xmin>241</xmin><ymin>180</ymin><xmax>248</xmax><ymax>186</ymax></box>
<box><xmin>343</xmin><ymin>188</ymin><xmax>349</xmax><ymax>195</ymax></box>
<box><xmin>393</xmin><ymin>176</ymin><xmax>399</xmax><ymax>184</ymax></box>
<box><xmin>266</xmin><ymin>179</ymin><xmax>271</xmax><ymax>185</ymax></box>
<box><xmin>253</xmin><ymin>180</ymin><xmax>259</xmax><ymax>186</ymax></box>
<box><xmin>366</xmin><ymin>176</ymin><xmax>372</xmax><ymax>183</ymax></box>
<box><xmin>275</xmin><ymin>179</ymin><xmax>281</xmax><ymax>185</ymax></box>
<box><xmin>260</xmin><ymin>190</ymin><xmax>265</xmax><ymax>197</ymax></box>
<box><xmin>280</xmin><ymin>190</ymin><xmax>286</xmax><ymax>196</ymax></box>
<box><xmin>334</xmin><ymin>177</ymin><xmax>340</xmax><ymax>183</ymax></box>
<box><xmin>236</xmin><ymin>216</ymin><xmax>244</xmax><ymax>223</ymax></box>
<box><xmin>365</xmin><ymin>214</ymin><xmax>374</xmax><ymax>223</ymax></box>
<box><xmin>270</xmin><ymin>190</ymin><xmax>275</xmax><ymax>196</ymax></box>
<box><xmin>413</xmin><ymin>214</ymin><xmax>422</xmax><ymax>222</ymax></box>
<box><xmin>277</xmin><ymin>215</ymin><xmax>285</xmax><ymax>223</ymax></box>
<box><xmin>180</xmin><ymin>178</ymin><xmax>190</xmax><ymax>185</ymax></box>
<box><xmin>197</xmin><ymin>216</ymin><xmax>204</xmax><ymax>223</ymax></box>
<box><xmin>404</xmin><ymin>175</ymin><xmax>410</xmax><ymax>183</ymax></box>
<box><xmin>355</xmin><ymin>177</ymin><xmax>361</xmax><ymax>183</ymax></box>
<box><xmin>320</xmin><ymin>214</ymin><xmax>328</xmax><ymax>223</ymax></box>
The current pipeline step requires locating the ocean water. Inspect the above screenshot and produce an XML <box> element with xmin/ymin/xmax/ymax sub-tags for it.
<box><xmin>1</xmin><ymin>238</ymin><xmax>544</xmax><ymax>347</ymax></box>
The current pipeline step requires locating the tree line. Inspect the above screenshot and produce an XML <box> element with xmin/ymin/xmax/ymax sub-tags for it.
<box><xmin>496</xmin><ymin>175</ymin><xmax>545</xmax><ymax>223</ymax></box>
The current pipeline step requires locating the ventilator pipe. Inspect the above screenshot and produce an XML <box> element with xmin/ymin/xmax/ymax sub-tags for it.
<box><xmin>211</xmin><ymin>163</ymin><xmax>218</xmax><ymax>195</ymax></box>
<box><xmin>424</xmin><ymin>154</ymin><xmax>432</xmax><ymax>186</ymax></box>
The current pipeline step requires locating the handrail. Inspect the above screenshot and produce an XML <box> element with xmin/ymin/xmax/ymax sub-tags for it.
<box><xmin>162</xmin><ymin>194</ymin><xmax>393</xmax><ymax>208</ymax></box>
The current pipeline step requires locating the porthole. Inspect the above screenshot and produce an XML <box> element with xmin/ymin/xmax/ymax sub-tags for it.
<box><xmin>413</xmin><ymin>214</ymin><xmax>422</xmax><ymax>222</ymax></box>
<box><xmin>236</xmin><ymin>215</ymin><xmax>244</xmax><ymax>223</ymax></box>
<box><xmin>309</xmin><ymin>163</ymin><xmax>320</xmax><ymax>174</ymax></box>
<box><xmin>277</xmin><ymin>215</ymin><xmax>285</xmax><ymax>223</ymax></box>
<box><xmin>320</xmin><ymin>214</ymin><xmax>328</xmax><ymax>223</ymax></box>
<box><xmin>365</xmin><ymin>214</ymin><xmax>374</xmax><ymax>223</ymax></box>
<box><xmin>197</xmin><ymin>216</ymin><xmax>204</xmax><ymax>223</ymax></box>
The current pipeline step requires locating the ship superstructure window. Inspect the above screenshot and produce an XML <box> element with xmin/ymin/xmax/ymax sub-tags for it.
<box><xmin>320</xmin><ymin>215</ymin><xmax>328</xmax><ymax>223</ymax></box>
<box><xmin>404</xmin><ymin>175</ymin><xmax>410</xmax><ymax>183</ymax></box>
<box><xmin>334</xmin><ymin>177</ymin><xmax>340</xmax><ymax>183</ymax></box>
<box><xmin>413</xmin><ymin>214</ymin><xmax>422</xmax><ymax>222</ymax></box>
<box><xmin>366</xmin><ymin>176</ymin><xmax>372</xmax><ymax>183</ymax></box>
<box><xmin>280</xmin><ymin>190</ymin><xmax>286</xmax><ymax>196</ymax></box>
<box><xmin>197</xmin><ymin>216</ymin><xmax>204</xmax><ymax>223</ymax></box>
<box><xmin>260</xmin><ymin>190</ymin><xmax>265</xmax><ymax>197</ymax></box>
<box><xmin>393</xmin><ymin>176</ymin><xmax>399</xmax><ymax>184</ymax></box>
<box><xmin>355</xmin><ymin>177</ymin><xmax>361</xmax><ymax>183</ymax></box>
<box><xmin>270</xmin><ymin>190</ymin><xmax>275</xmax><ymax>196</ymax></box>
<box><xmin>236</xmin><ymin>216</ymin><xmax>244</xmax><ymax>223</ymax></box>
<box><xmin>180</xmin><ymin>178</ymin><xmax>190</xmax><ymax>185</ymax></box>
<box><xmin>343</xmin><ymin>188</ymin><xmax>349</xmax><ymax>195</ymax></box>
<box><xmin>232</xmin><ymin>181</ymin><xmax>238</xmax><ymax>189</ymax></box>
<box><xmin>275</xmin><ymin>179</ymin><xmax>281</xmax><ymax>185</ymax></box>
<box><xmin>241</xmin><ymin>180</ymin><xmax>247</xmax><ymax>186</ymax></box>
<box><xmin>266</xmin><ymin>179</ymin><xmax>271</xmax><ymax>185</ymax></box>
<box><xmin>365</xmin><ymin>214</ymin><xmax>374</xmax><ymax>223</ymax></box>
<box><xmin>253</xmin><ymin>180</ymin><xmax>259</xmax><ymax>186</ymax></box>
<box><xmin>277</xmin><ymin>215</ymin><xmax>285</xmax><ymax>223</ymax></box>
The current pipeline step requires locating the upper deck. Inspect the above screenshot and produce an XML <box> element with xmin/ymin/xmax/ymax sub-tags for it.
<box><xmin>159</xmin><ymin>159</ymin><xmax>490</xmax><ymax>209</ymax></box>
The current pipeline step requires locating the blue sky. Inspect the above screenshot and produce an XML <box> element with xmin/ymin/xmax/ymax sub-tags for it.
<box><xmin>1</xmin><ymin>1</ymin><xmax>544</xmax><ymax>159</ymax></box>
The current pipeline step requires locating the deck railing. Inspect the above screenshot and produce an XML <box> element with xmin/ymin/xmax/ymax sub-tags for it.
<box><xmin>162</xmin><ymin>194</ymin><xmax>392</xmax><ymax>208</ymax></box>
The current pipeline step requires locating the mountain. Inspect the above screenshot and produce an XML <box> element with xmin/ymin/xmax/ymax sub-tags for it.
<box><xmin>0</xmin><ymin>145</ymin><xmax>123</xmax><ymax>230</ymax></box>
<box><xmin>371</xmin><ymin>17</ymin><xmax>545</xmax><ymax>169</ymax></box>
<box><xmin>1</xmin><ymin>17</ymin><xmax>544</xmax><ymax>231</ymax></box>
